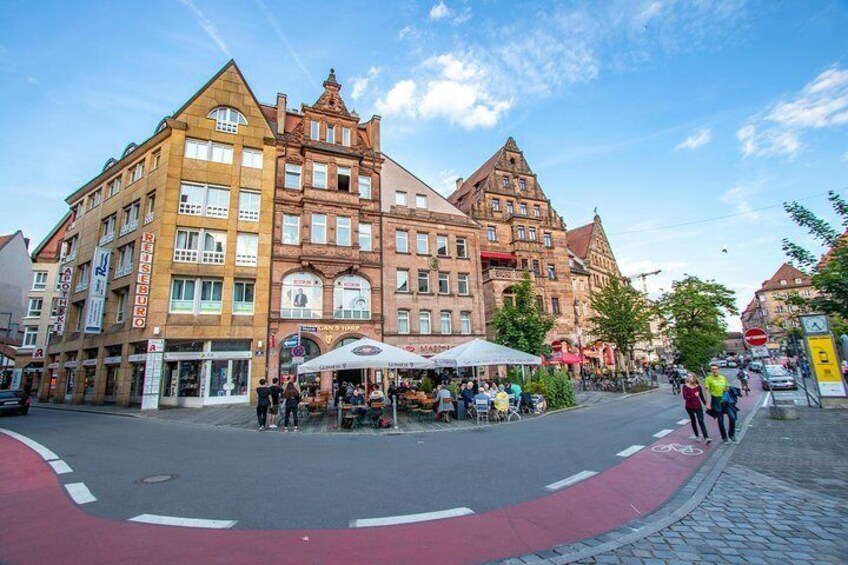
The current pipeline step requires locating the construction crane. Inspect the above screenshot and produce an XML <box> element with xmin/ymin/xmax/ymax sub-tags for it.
<box><xmin>625</xmin><ymin>270</ymin><xmax>662</xmax><ymax>294</ymax></box>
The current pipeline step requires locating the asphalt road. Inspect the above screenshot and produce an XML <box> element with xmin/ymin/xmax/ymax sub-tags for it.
<box><xmin>0</xmin><ymin>372</ymin><xmax>743</xmax><ymax>530</ymax></box>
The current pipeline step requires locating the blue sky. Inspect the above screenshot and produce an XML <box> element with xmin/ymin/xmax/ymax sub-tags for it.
<box><xmin>2</xmin><ymin>0</ymin><xmax>847</xmax><ymax>329</ymax></box>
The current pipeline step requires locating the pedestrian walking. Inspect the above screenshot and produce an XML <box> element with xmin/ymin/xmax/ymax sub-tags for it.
<box><xmin>255</xmin><ymin>379</ymin><xmax>272</xmax><ymax>431</ymax></box>
<box><xmin>736</xmin><ymin>368</ymin><xmax>750</xmax><ymax>396</ymax></box>
<box><xmin>283</xmin><ymin>380</ymin><xmax>301</xmax><ymax>432</ymax></box>
<box><xmin>682</xmin><ymin>373</ymin><xmax>711</xmax><ymax>444</ymax></box>
<box><xmin>704</xmin><ymin>364</ymin><xmax>737</xmax><ymax>444</ymax></box>
<box><xmin>268</xmin><ymin>377</ymin><xmax>282</xmax><ymax>429</ymax></box>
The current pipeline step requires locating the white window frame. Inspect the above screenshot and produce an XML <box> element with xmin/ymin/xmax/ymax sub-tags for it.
<box><xmin>416</xmin><ymin>233</ymin><xmax>429</xmax><ymax>255</ymax></box>
<box><xmin>337</xmin><ymin>166</ymin><xmax>351</xmax><ymax>192</ymax></box>
<box><xmin>358</xmin><ymin>175</ymin><xmax>371</xmax><ymax>199</ymax></box>
<box><xmin>520</xmin><ymin>203</ymin><xmax>527</xmax><ymax>216</ymax></box>
<box><xmin>238</xmin><ymin>190</ymin><xmax>260</xmax><ymax>222</ymax></box>
<box><xmin>129</xmin><ymin>161</ymin><xmax>145</xmax><ymax>183</ymax></box>
<box><xmin>283</xmin><ymin>215</ymin><xmax>300</xmax><ymax>245</ymax></box>
<box><xmin>27</xmin><ymin>298</ymin><xmax>43</xmax><ymax>318</ymax></box>
<box><xmin>32</xmin><ymin>271</ymin><xmax>48</xmax><ymax>291</ymax></box>
<box><xmin>179</xmin><ymin>182</ymin><xmax>230</xmax><ymax>218</ymax></box>
<box><xmin>416</xmin><ymin>194</ymin><xmax>427</xmax><ymax>209</ymax></box>
<box><xmin>395</xmin><ymin>191</ymin><xmax>407</xmax><ymax>206</ymax></box>
<box><xmin>22</xmin><ymin>326</ymin><xmax>38</xmax><ymax>347</ymax></box>
<box><xmin>436</xmin><ymin>235</ymin><xmax>448</xmax><ymax>256</ymax></box>
<box><xmin>418</xmin><ymin>270</ymin><xmax>430</xmax><ymax>293</ymax></box>
<box><xmin>460</xmin><ymin>312</ymin><xmax>471</xmax><ymax>335</ymax></box>
<box><xmin>326</xmin><ymin>125</ymin><xmax>335</xmax><ymax>144</ymax></box>
<box><xmin>336</xmin><ymin>217</ymin><xmax>352</xmax><ymax>247</ymax></box>
<box><xmin>311</xmin><ymin>214</ymin><xmax>327</xmax><ymax>244</ymax></box>
<box><xmin>492</xmin><ymin>199</ymin><xmax>500</xmax><ymax>211</ymax></box>
<box><xmin>440</xmin><ymin>311</ymin><xmax>452</xmax><ymax>335</ymax></box>
<box><xmin>342</xmin><ymin>127</ymin><xmax>351</xmax><ymax>147</ymax></box>
<box><xmin>313</xmin><ymin>163</ymin><xmax>328</xmax><ymax>189</ymax></box>
<box><xmin>487</xmin><ymin>227</ymin><xmax>497</xmax><ymax>241</ymax></box>
<box><xmin>396</xmin><ymin>270</ymin><xmax>409</xmax><ymax>293</ymax></box>
<box><xmin>533</xmin><ymin>204</ymin><xmax>540</xmax><ymax>217</ymax></box>
<box><xmin>236</xmin><ymin>233</ymin><xmax>259</xmax><ymax>267</ymax></box>
<box><xmin>173</xmin><ymin>228</ymin><xmax>226</xmax><ymax>265</ymax></box>
<box><xmin>398</xmin><ymin>310</ymin><xmax>410</xmax><ymax>334</ymax></box>
<box><xmin>115</xmin><ymin>289</ymin><xmax>127</xmax><ymax>323</ymax></box>
<box><xmin>311</xmin><ymin>121</ymin><xmax>320</xmax><ymax>140</ymax></box>
<box><xmin>457</xmin><ymin>273</ymin><xmax>469</xmax><ymax>296</ymax></box>
<box><xmin>396</xmin><ymin>230</ymin><xmax>409</xmax><ymax>253</ymax></box>
<box><xmin>241</xmin><ymin>148</ymin><xmax>263</xmax><ymax>169</ymax></box>
<box><xmin>544</xmin><ymin>232</ymin><xmax>552</xmax><ymax>248</ymax></box>
<box><xmin>209</xmin><ymin>107</ymin><xmax>247</xmax><ymax>134</ymax></box>
<box><xmin>438</xmin><ymin>272</ymin><xmax>450</xmax><ymax>295</ymax></box>
<box><xmin>108</xmin><ymin>177</ymin><xmax>122</xmax><ymax>197</ymax></box>
<box><xmin>419</xmin><ymin>311</ymin><xmax>431</xmax><ymax>335</ymax></box>
<box><xmin>285</xmin><ymin>163</ymin><xmax>302</xmax><ymax>190</ymax></box>
<box><xmin>184</xmin><ymin>138</ymin><xmax>234</xmax><ymax>164</ymax></box>
<box><xmin>358</xmin><ymin>223</ymin><xmax>372</xmax><ymax>251</ymax></box>
<box><xmin>456</xmin><ymin>238</ymin><xmax>468</xmax><ymax>258</ymax></box>
<box><xmin>233</xmin><ymin>280</ymin><xmax>255</xmax><ymax>315</ymax></box>
<box><xmin>529</xmin><ymin>227</ymin><xmax>537</xmax><ymax>241</ymax></box>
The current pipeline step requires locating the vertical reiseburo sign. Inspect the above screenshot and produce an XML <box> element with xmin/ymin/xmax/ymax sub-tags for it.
<box><xmin>141</xmin><ymin>338</ymin><xmax>164</xmax><ymax>410</ymax></box>
<box><xmin>53</xmin><ymin>266</ymin><xmax>74</xmax><ymax>335</ymax></box>
<box><xmin>133</xmin><ymin>232</ymin><xmax>155</xmax><ymax>328</ymax></box>
<box><xmin>84</xmin><ymin>246</ymin><xmax>111</xmax><ymax>334</ymax></box>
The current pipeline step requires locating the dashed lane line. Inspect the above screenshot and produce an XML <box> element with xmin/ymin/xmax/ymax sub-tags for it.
<box><xmin>652</xmin><ymin>429</ymin><xmax>674</xmax><ymax>438</ymax></box>
<box><xmin>49</xmin><ymin>460</ymin><xmax>73</xmax><ymax>474</ymax></box>
<box><xmin>676</xmin><ymin>419</ymin><xmax>690</xmax><ymax>426</ymax></box>
<box><xmin>350</xmin><ymin>507</ymin><xmax>474</xmax><ymax>528</ymax></box>
<box><xmin>616</xmin><ymin>445</ymin><xmax>645</xmax><ymax>458</ymax></box>
<box><xmin>545</xmin><ymin>471</ymin><xmax>599</xmax><ymax>491</ymax></box>
<box><xmin>129</xmin><ymin>514</ymin><xmax>237</xmax><ymax>529</ymax></box>
<box><xmin>65</xmin><ymin>482</ymin><xmax>96</xmax><ymax>505</ymax></box>
<box><xmin>0</xmin><ymin>428</ymin><xmax>60</xmax><ymax>461</ymax></box>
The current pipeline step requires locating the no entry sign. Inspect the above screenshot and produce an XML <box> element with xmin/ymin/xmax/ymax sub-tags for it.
<box><xmin>744</xmin><ymin>328</ymin><xmax>768</xmax><ymax>347</ymax></box>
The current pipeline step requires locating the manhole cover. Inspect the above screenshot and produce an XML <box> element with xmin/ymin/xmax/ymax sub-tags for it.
<box><xmin>137</xmin><ymin>474</ymin><xmax>179</xmax><ymax>485</ymax></box>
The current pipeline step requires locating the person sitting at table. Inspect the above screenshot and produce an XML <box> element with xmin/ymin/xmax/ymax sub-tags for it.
<box><xmin>350</xmin><ymin>387</ymin><xmax>367</xmax><ymax>423</ymax></box>
<box><xmin>494</xmin><ymin>385</ymin><xmax>509</xmax><ymax>416</ymax></box>
<box><xmin>369</xmin><ymin>386</ymin><xmax>384</xmax><ymax>404</ymax></box>
<box><xmin>461</xmin><ymin>381</ymin><xmax>475</xmax><ymax>410</ymax></box>
<box><xmin>435</xmin><ymin>384</ymin><xmax>454</xmax><ymax>423</ymax></box>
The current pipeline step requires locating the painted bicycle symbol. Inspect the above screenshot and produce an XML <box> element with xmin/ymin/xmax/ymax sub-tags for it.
<box><xmin>651</xmin><ymin>443</ymin><xmax>704</xmax><ymax>456</ymax></box>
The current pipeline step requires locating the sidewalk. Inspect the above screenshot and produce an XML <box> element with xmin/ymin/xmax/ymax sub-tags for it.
<box><xmin>501</xmin><ymin>406</ymin><xmax>848</xmax><ymax>564</ymax></box>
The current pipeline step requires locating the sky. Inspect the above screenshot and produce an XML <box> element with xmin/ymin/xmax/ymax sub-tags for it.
<box><xmin>1</xmin><ymin>0</ymin><xmax>847</xmax><ymax>331</ymax></box>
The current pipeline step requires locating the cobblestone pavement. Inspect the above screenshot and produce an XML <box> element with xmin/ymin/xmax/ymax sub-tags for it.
<box><xmin>500</xmin><ymin>406</ymin><xmax>848</xmax><ymax>564</ymax></box>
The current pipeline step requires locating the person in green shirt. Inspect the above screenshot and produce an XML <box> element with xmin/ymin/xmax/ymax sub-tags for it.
<box><xmin>704</xmin><ymin>365</ymin><xmax>737</xmax><ymax>444</ymax></box>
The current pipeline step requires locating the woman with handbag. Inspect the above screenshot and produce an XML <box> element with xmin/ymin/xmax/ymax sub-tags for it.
<box><xmin>682</xmin><ymin>373</ymin><xmax>711</xmax><ymax>444</ymax></box>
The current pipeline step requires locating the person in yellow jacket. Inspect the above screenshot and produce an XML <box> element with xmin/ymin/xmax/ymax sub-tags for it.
<box><xmin>494</xmin><ymin>385</ymin><xmax>509</xmax><ymax>416</ymax></box>
<box><xmin>704</xmin><ymin>365</ymin><xmax>737</xmax><ymax>444</ymax></box>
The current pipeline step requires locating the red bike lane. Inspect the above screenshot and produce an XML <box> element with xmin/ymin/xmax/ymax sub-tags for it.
<box><xmin>0</xmin><ymin>389</ymin><xmax>760</xmax><ymax>565</ymax></box>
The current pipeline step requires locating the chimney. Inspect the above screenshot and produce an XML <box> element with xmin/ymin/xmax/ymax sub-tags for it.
<box><xmin>276</xmin><ymin>93</ymin><xmax>287</xmax><ymax>135</ymax></box>
<box><xmin>455</xmin><ymin>177</ymin><xmax>464</xmax><ymax>190</ymax></box>
<box><xmin>366</xmin><ymin>115</ymin><xmax>381</xmax><ymax>154</ymax></box>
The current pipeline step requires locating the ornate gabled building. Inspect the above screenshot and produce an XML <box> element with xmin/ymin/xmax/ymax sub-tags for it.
<box><xmin>265</xmin><ymin>70</ymin><xmax>384</xmax><ymax>391</ymax></box>
<box><xmin>448</xmin><ymin>137</ymin><xmax>575</xmax><ymax>344</ymax></box>
<box><xmin>747</xmin><ymin>263</ymin><xmax>816</xmax><ymax>351</ymax></box>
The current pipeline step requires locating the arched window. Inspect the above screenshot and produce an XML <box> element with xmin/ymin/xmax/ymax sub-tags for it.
<box><xmin>279</xmin><ymin>337</ymin><xmax>320</xmax><ymax>378</ymax></box>
<box><xmin>333</xmin><ymin>275</ymin><xmax>371</xmax><ymax>320</ymax></box>
<box><xmin>281</xmin><ymin>272</ymin><xmax>322</xmax><ymax>319</ymax></box>
<box><xmin>335</xmin><ymin>337</ymin><xmax>361</xmax><ymax>349</ymax></box>
<box><xmin>208</xmin><ymin>107</ymin><xmax>247</xmax><ymax>134</ymax></box>
<box><xmin>503</xmin><ymin>286</ymin><xmax>516</xmax><ymax>308</ymax></box>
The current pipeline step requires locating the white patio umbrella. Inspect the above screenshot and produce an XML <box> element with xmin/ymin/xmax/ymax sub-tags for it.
<box><xmin>429</xmin><ymin>338</ymin><xmax>542</xmax><ymax>368</ymax></box>
<box><xmin>296</xmin><ymin>337</ymin><xmax>435</xmax><ymax>374</ymax></box>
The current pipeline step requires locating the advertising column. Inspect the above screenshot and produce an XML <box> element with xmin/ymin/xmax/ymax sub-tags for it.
<box><xmin>142</xmin><ymin>339</ymin><xmax>164</xmax><ymax>410</ymax></box>
<box><xmin>800</xmin><ymin>313</ymin><xmax>847</xmax><ymax>406</ymax></box>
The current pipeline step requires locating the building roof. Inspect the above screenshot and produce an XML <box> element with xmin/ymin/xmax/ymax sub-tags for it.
<box><xmin>760</xmin><ymin>263</ymin><xmax>812</xmax><ymax>291</ymax></box>
<box><xmin>30</xmin><ymin>213</ymin><xmax>72</xmax><ymax>261</ymax></box>
<box><xmin>0</xmin><ymin>233</ymin><xmax>15</xmax><ymax>253</ymax></box>
<box><xmin>567</xmin><ymin>222</ymin><xmax>594</xmax><ymax>260</ymax></box>
<box><xmin>450</xmin><ymin>145</ymin><xmax>502</xmax><ymax>204</ymax></box>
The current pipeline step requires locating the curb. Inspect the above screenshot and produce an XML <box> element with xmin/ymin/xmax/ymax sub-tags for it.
<box><xmin>32</xmin><ymin>405</ymin><xmax>141</xmax><ymax>419</ymax></box>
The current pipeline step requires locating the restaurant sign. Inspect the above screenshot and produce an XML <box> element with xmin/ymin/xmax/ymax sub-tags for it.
<box><xmin>132</xmin><ymin>232</ymin><xmax>155</xmax><ymax>329</ymax></box>
<box><xmin>403</xmin><ymin>344</ymin><xmax>453</xmax><ymax>354</ymax></box>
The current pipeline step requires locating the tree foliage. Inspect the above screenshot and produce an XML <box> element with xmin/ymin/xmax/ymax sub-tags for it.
<box><xmin>535</xmin><ymin>367</ymin><xmax>576</xmax><ymax>410</ymax></box>
<box><xmin>658</xmin><ymin>276</ymin><xmax>737</xmax><ymax>372</ymax></box>
<box><xmin>783</xmin><ymin>190</ymin><xmax>848</xmax><ymax>320</ymax></box>
<box><xmin>588</xmin><ymin>276</ymin><xmax>655</xmax><ymax>372</ymax></box>
<box><xmin>492</xmin><ymin>275</ymin><xmax>555</xmax><ymax>356</ymax></box>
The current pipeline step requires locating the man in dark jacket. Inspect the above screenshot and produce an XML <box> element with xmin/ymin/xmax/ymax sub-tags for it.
<box><xmin>268</xmin><ymin>377</ymin><xmax>282</xmax><ymax>428</ymax></box>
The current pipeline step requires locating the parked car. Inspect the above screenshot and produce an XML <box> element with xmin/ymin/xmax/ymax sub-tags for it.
<box><xmin>719</xmin><ymin>360</ymin><xmax>728</xmax><ymax>368</ymax></box>
<box><xmin>749</xmin><ymin>361</ymin><xmax>763</xmax><ymax>373</ymax></box>
<box><xmin>762</xmin><ymin>365</ymin><xmax>797</xmax><ymax>391</ymax></box>
<box><xmin>726</xmin><ymin>360</ymin><xmax>738</xmax><ymax>368</ymax></box>
<box><xmin>0</xmin><ymin>389</ymin><xmax>30</xmax><ymax>416</ymax></box>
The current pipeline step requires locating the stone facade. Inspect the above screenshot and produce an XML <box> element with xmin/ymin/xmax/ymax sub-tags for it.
<box><xmin>743</xmin><ymin>263</ymin><xmax>816</xmax><ymax>351</ymax></box>
<box><xmin>45</xmin><ymin>61</ymin><xmax>274</xmax><ymax>407</ymax></box>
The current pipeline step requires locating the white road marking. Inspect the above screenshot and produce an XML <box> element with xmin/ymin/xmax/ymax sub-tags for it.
<box><xmin>49</xmin><ymin>460</ymin><xmax>73</xmax><ymax>474</ymax></box>
<box><xmin>545</xmin><ymin>470</ymin><xmax>598</xmax><ymax>491</ymax></box>
<box><xmin>129</xmin><ymin>514</ymin><xmax>237</xmax><ymax>529</ymax></box>
<box><xmin>762</xmin><ymin>392</ymin><xmax>772</xmax><ymax>409</ymax></box>
<box><xmin>350</xmin><ymin>507</ymin><xmax>474</xmax><ymax>528</ymax></box>
<box><xmin>0</xmin><ymin>428</ymin><xmax>59</xmax><ymax>461</ymax></box>
<box><xmin>616</xmin><ymin>445</ymin><xmax>645</xmax><ymax>458</ymax></box>
<box><xmin>65</xmin><ymin>482</ymin><xmax>96</xmax><ymax>504</ymax></box>
<box><xmin>653</xmin><ymin>429</ymin><xmax>674</xmax><ymax>438</ymax></box>
<box><xmin>676</xmin><ymin>419</ymin><xmax>690</xmax><ymax>426</ymax></box>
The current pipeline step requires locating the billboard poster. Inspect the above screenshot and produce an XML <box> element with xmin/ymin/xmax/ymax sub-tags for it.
<box><xmin>54</xmin><ymin>266</ymin><xmax>73</xmax><ymax>335</ymax></box>
<box><xmin>333</xmin><ymin>275</ymin><xmax>371</xmax><ymax>319</ymax></box>
<box><xmin>281</xmin><ymin>272</ymin><xmax>322</xmax><ymax>319</ymax></box>
<box><xmin>84</xmin><ymin>247</ymin><xmax>111</xmax><ymax>334</ymax></box>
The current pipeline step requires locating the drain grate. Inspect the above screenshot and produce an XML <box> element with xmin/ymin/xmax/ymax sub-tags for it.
<box><xmin>137</xmin><ymin>474</ymin><xmax>179</xmax><ymax>485</ymax></box>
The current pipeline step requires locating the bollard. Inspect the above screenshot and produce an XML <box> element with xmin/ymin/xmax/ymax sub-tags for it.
<box><xmin>392</xmin><ymin>394</ymin><xmax>398</xmax><ymax>430</ymax></box>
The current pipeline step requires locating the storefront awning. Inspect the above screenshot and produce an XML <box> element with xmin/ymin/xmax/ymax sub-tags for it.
<box><xmin>481</xmin><ymin>251</ymin><xmax>516</xmax><ymax>261</ymax></box>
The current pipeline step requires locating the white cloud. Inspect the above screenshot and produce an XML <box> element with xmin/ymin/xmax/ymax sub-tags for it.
<box><xmin>720</xmin><ymin>183</ymin><xmax>761</xmax><ymax>221</ymax></box>
<box><xmin>619</xmin><ymin>259</ymin><xmax>687</xmax><ymax>297</ymax></box>
<box><xmin>349</xmin><ymin>66</ymin><xmax>381</xmax><ymax>101</ymax></box>
<box><xmin>843</xmin><ymin>150</ymin><xmax>848</xmax><ymax>161</ymax></box>
<box><xmin>397</xmin><ymin>25</ymin><xmax>414</xmax><ymax>41</ymax></box>
<box><xmin>738</xmin><ymin>64</ymin><xmax>848</xmax><ymax>158</ymax></box>
<box><xmin>429</xmin><ymin>1</ymin><xmax>449</xmax><ymax>21</ymax></box>
<box><xmin>674</xmin><ymin>127</ymin><xmax>712</xmax><ymax>150</ymax></box>
<box><xmin>374</xmin><ymin>80</ymin><xmax>417</xmax><ymax>117</ymax></box>
<box><xmin>177</xmin><ymin>0</ymin><xmax>231</xmax><ymax>58</ymax></box>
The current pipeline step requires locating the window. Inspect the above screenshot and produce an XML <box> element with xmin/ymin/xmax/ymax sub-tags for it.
<box><xmin>208</xmin><ymin>107</ymin><xmax>247</xmax><ymax>133</ymax></box>
<box><xmin>417</xmin><ymin>233</ymin><xmax>429</xmax><ymax>255</ymax></box>
<box><xmin>456</xmin><ymin>238</ymin><xmax>468</xmax><ymax>258</ymax></box>
<box><xmin>460</xmin><ymin>312</ymin><xmax>471</xmax><ymax>335</ymax></box>
<box><xmin>311</xmin><ymin>214</ymin><xmax>327</xmax><ymax>243</ymax></box>
<box><xmin>326</xmin><ymin>125</ymin><xmax>335</xmax><ymax>144</ymax></box>
<box><xmin>100</xmin><ymin>215</ymin><xmax>117</xmax><ymax>243</ymax></box>
<box><xmin>310</xmin><ymin>121</ymin><xmax>320</xmax><ymax>140</ymax></box>
<box><xmin>502</xmin><ymin>176</ymin><xmax>509</xmax><ymax>187</ymax></box>
<box><xmin>233</xmin><ymin>281</ymin><xmax>255</xmax><ymax>314</ymax></box>
<box><xmin>359</xmin><ymin>223</ymin><xmax>372</xmax><ymax>251</ymax></box>
<box><xmin>551</xmin><ymin>297</ymin><xmax>560</xmax><ymax>315</ymax></box>
<box><xmin>120</xmin><ymin>202</ymin><xmax>140</xmax><ymax>234</ymax></box>
<box><xmin>145</xmin><ymin>192</ymin><xmax>156</xmax><ymax>220</ymax></box>
<box><xmin>395</xmin><ymin>191</ymin><xmax>407</xmax><ymax>206</ymax></box>
<box><xmin>419</xmin><ymin>311</ymin><xmax>431</xmax><ymax>334</ymax></box>
<box><xmin>285</xmin><ymin>164</ymin><xmax>302</xmax><ymax>190</ymax></box>
<box><xmin>238</xmin><ymin>191</ymin><xmax>260</xmax><ymax>221</ymax></box>
<box><xmin>457</xmin><ymin>273</ymin><xmax>469</xmax><ymax>295</ymax></box>
<box><xmin>337</xmin><ymin>167</ymin><xmax>351</xmax><ymax>192</ymax></box>
<box><xmin>88</xmin><ymin>189</ymin><xmax>102</xmax><ymax>210</ymax></box>
<box><xmin>802</xmin><ymin>290</ymin><xmax>811</xmax><ymax>297</ymax></box>
<box><xmin>115</xmin><ymin>289</ymin><xmax>127</xmax><ymax>323</ymax></box>
<box><xmin>173</xmin><ymin>228</ymin><xmax>200</xmax><ymax>262</ymax></box>
<box><xmin>27</xmin><ymin>298</ymin><xmax>43</xmax><ymax>318</ymax></box>
<box><xmin>517</xmin><ymin>226</ymin><xmax>526</xmax><ymax>240</ymax></box>
<box><xmin>108</xmin><ymin>177</ymin><xmax>122</xmax><ymax>197</ymax></box>
<box><xmin>398</xmin><ymin>310</ymin><xmax>410</xmax><ymax>334</ymax></box>
<box><xmin>313</xmin><ymin>163</ymin><xmax>328</xmax><ymax>189</ymax></box>
<box><xmin>506</xmin><ymin>201</ymin><xmax>514</xmax><ymax>214</ymax></box>
<box><xmin>440</xmin><ymin>311</ymin><xmax>452</xmax><ymax>335</ymax></box>
<box><xmin>76</xmin><ymin>262</ymin><xmax>90</xmax><ymax>292</ymax></box>
<box><xmin>129</xmin><ymin>161</ymin><xmax>145</xmax><ymax>183</ymax></box>
<box><xmin>418</xmin><ymin>270</ymin><xmax>430</xmax><ymax>293</ymax></box>
<box><xmin>281</xmin><ymin>272</ymin><xmax>323</xmax><ymax>319</ymax></box>
<box><xmin>492</xmin><ymin>199</ymin><xmax>501</xmax><ymax>211</ymax></box>
<box><xmin>520</xmin><ymin>203</ymin><xmax>527</xmax><ymax>216</ymax></box>
<box><xmin>32</xmin><ymin>272</ymin><xmax>48</xmax><ymax>291</ymax></box>
<box><xmin>22</xmin><ymin>327</ymin><xmax>37</xmax><ymax>347</ymax></box>
<box><xmin>396</xmin><ymin>230</ymin><xmax>409</xmax><ymax>253</ymax></box>
<box><xmin>794</xmin><ymin>278</ymin><xmax>802</xmax><ymax>284</ymax></box>
<box><xmin>487</xmin><ymin>227</ymin><xmax>497</xmax><ymax>241</ymax></box>
<box><xmin>436</xmin><ymin>235</ymin><xmax>448</xmax><ymax>256</ymax></box>
<box><xmin>533</xmin><ymin>204</ymin><xmax>540</xmax><ymax>217</ymax></box>
<box><xmin>236</xmin><ymin>233</ymin><xmax>259</xmax><ymax>266</ymax></box>
<box><xmin>179</xmin><ymin>183</ymin><xmax>229</xmax><ymax>218</ymax></box>
<box><xmin>544</xmin><ymin>232</ymin><xmax>552</xmax><ymax>248</ymax></box>
<box><xmin>532</xmin><ymin>260</ymin><xmax>540</xmax><ymax>274</ymax></box>
<box><xmin>74</xmin><ymin>301</ymin><xmax>85</xmax><ymax>330</ymax></box>
<box><xmin>283</xmin><ymin>215</ymin><xmax>300</xmax><ymax>245</ymax></box>
<box><xmin>520</xmin><ymin>179</ymin><xmax>526</xmax><ymax>191</ymax></box>
<box><xmin>547</xmin><ymin>265</ymin><xmax>556</xmax><ymax>280</ymax></box>
<box><xmin>438</xmin><ymin>272</ymin><xmax>450</xmax><ymax>294</ymax></box>
<box><xmin>529</xmin><ymin>227</ymin><xmax>537</xmax><ymax>241</ymax></box>
<box><xmin>416</xmin><ymin>194</ymin><xmax>427</xmax><ymax>209</ymax></box>
<box><xmin>358</xmin><ymin>175</ymin><xmax>371</xmax><ymax>199</ymax></box>
<box><xmin>396</xmin><ymin>270</ymin><xmax>409</xmax><ymax>293</ymax></box>
<box><xmin>535</xmin><ymin>296</ymin><xmax>544</xmax><ymax>312</ymax></box>
<box><xmin>184</xmin><ymin>138</ymin><xmax>234</xmax><ymax>164</ymax></box>
<box><xmin>116</xmin><ymin>243</ymin><xmax>134</xmax><ymax>277</ymax></box>
<box><xmin>336</xmin><ymin>217</ymin><xmax>351</xmax><ymax>246</ymax></box>
<box><xmin>342</xmin><ymin>127</ymin><xmax>351</xmax><ymax>147</ymax></box>
<box><xmin>779</xmin><ymin>279</ymin><xmax>787</xmax><ymax>286</ymax></box>
<box><xmin>333</xmin><ymin>275</ymin><xmax>371</xmax><ymax>320</ymax></box>
<box><xmin>151</xmin><ymin>150</ymin><xmax>161</xmax><ymax>170</ymax></box>
<box><xmin>241</xmin><ymin>148</ymin><xmax>263</xmax><ymax>169</ymax></box>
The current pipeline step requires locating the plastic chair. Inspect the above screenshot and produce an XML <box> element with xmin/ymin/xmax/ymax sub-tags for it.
<box><xmin>474</xmin><ymin>398</ymin><xmax>490</xmax><ymax>424</ymax></box>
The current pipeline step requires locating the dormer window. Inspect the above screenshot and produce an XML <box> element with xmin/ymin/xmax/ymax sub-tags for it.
<box><xmin>502</xmin><ymin>176</ymin><xmax>509</xmax><ymax>187</ymax></box>
<box><xmin>208</xmin><ymin>107</ymin><xmax>247</xmax><ymax>134</ymax></box>
<box><xmin>780</xmin><ymin>279</ymin><xmax>787</xmax><ymax>286</ymax></box>
<box><xmin>794</xmin><ymin>278</ymin><xmax>801</xmax><ymax>284</ymax></box>
<box><xmin>310</xmin><ymin>121</ymin><xmax>320</xmax><ymax>140</ymax></box>
<box><xmin>342</xmin><ymin>127</ymin><xmax>351</xmax><ymax>146</ymax></box>
<box><xmin>519</xmin><ymin>179</ymin><xmax>526</xmax><ymax>191</ymax></box>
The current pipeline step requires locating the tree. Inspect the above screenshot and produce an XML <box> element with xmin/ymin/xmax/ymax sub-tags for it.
<box><xmin>588</xmin><ymin>276</ymin><xmax>654</xmax><ymax>376</ymax></box>
<box><xmin>658</xmin><ymin>276</ymin><xmax>738</xmax><ymax>372</ymax></box>
<box><xmin>491</xmin><ymin>275</ymin><xmax>555</xmax><ymax>355</ymax></box>
<box><xmin>783</xmin><ymin>190</ymin><xmax>848</xmax><ymax>320</ymax></box>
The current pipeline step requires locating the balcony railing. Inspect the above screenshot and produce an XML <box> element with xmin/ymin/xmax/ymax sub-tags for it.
<box><xmin>75</xmin><ymin>281</ymin><xmax>89</xmax><ymax>293</ymax></box>
<box><xmin>239</xmin><ymin>209</ymin><xmax>260</xmax><ymax>222</ymax></box>
<box><xmin>119</xmin><ymin>220</ymin><xmax>138</xmax><ymax>237</ymax></box>
<box><xmin>174</xmin><ymin>249</ymin><xmax>199</xmax><ymax>263</ymax></box>
<box><xmin>205</xmin><ymin>205</ymin><xmax>228</xmax><ymax>218</ymax></box>
<box><xmin>114</xmin><ymin>264</ymin><xmax>133</xmax><ymax>279</ymax></box>
<box><xmin>235</xmin><ymin>254</ymin><xmax>258</xmax><ymax>267</ymax></box>
<box><xmin>202</xmin><ymin>250</ymin><xmax>225</xmax><ymax>264</ymax></box>
<box><xmin>178</xmin><ymin>202</ymin><xmax>202</xmax><ymax>216</ymax></box>
<box><xmin>62</xmin><ymin>251</ymin><xmax>77</xmax><ymax>264</ymax></box>
<box><xmin>143</xmin><ymin>212</ymin><xmax>155</xmax><ymax>225</ymax></box>
<box><xmin>99</xmin><ymin>232</ymin><xmax>115</xmax><ymax>246</ymax></box>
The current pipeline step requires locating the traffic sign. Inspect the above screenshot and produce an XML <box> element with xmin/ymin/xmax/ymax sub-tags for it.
<box><xmin>292</xmin><ymin>356</ymin><xmax>305</xmax><ymax>364</ymax></box>
<box><xmin>292</xmin><ymin>345</ymin><xmax>306</xmax><ymax>357</ymax></box>
<box><xmin>283</xmin><ymin>337</ymin><xmax>299</xmax><ymax>348</ymax></box>
<box><xmin>299</xmin><ymin>325</ymin><xmax>318</xmax><ymax>333</ymax></box>
<box><xmin>744</xmin><ymin>328</ymin><xmax>768</xmax><ymax>347</ymax></box>
<box><xmin>551</xmin><ymin>340</ymin><xmax>562</xmax><ymax>352</ymax></box>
